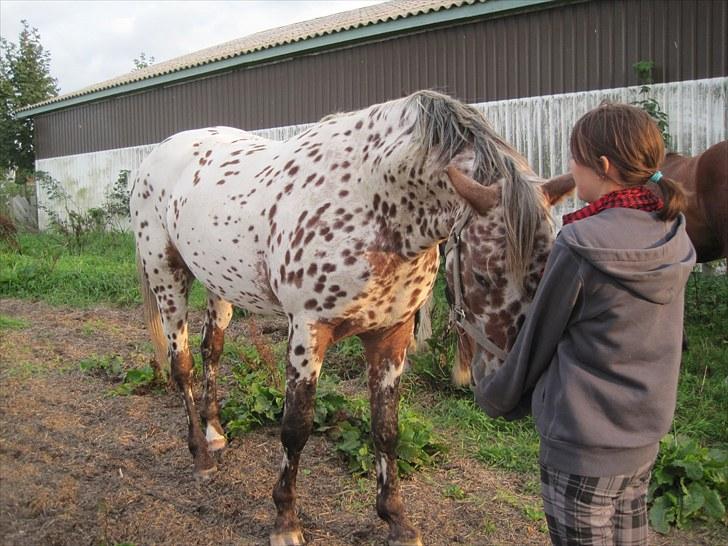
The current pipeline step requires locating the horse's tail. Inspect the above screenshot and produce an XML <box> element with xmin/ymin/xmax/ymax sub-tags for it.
<box><xmin>451</xmin><ymin>347</ymin><xmax>471</xmax><ymax>387</ymax></box>
<box><xmin>136</xmin><ymin>250</ymin><xmax>169</xmax><ymax>383</ymax></box>
<box><xmin>411</xmin><ymin>293</ymin><xmax>433</xmax><ymax>354</ymax></box>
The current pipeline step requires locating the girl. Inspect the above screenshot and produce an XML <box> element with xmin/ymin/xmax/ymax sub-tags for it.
<box><xmin>469</xmin><ymin>103</ymin><xmax>695</xmax><ymax>545</ymax></box>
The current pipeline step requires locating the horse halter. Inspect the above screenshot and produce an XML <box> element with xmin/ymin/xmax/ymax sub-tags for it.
<box><xmin>444</xmin><ymin>210</ymin><xmax>509</xmax><ymax>363</ymax></box>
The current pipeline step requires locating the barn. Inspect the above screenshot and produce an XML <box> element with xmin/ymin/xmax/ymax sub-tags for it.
<box><xmin>16</xmin><ymin>0</ymin><xmax>728</xmax><ymax>228</ymax></box>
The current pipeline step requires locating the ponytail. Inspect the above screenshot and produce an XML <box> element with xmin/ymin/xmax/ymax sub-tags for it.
<box><xmin>654</xmin><ymin>176</ymin><xmax>687</xmax><ymax>221</ymax></box>
<box><xmin>570</xmin><ymin>103</ymin><xmax>689</xmax><ymax>222</ymax></box>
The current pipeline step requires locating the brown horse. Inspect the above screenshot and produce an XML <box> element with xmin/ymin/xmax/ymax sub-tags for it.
<box><xmin>498</xmin><ymin>140</ymin><xmax>727</xmax><ymax>264</ymax></box>
<box><xmin>659</xmin><ymin>140</ymin><xmax>728</xmax><ymax>263</ymax></box>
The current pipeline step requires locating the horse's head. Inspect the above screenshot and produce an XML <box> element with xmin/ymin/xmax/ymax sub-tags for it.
<box><xmin>444</xmin><ymin>167</ymin><xmax>574</xmax><ymax>386</ymax></box>
<box><xmin>403</xmin><ymin>89</ymin><xmax>574</xmax><ymax>384</ymax></box>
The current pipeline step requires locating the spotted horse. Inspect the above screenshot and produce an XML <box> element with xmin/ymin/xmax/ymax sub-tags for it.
<box><xmin>131</xmin><ymin>90</ymin><xmax>573</xmax><ymax>546</ymax></box>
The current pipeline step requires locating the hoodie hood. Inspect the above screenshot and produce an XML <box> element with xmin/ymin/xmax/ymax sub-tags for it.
<box><xmin>559</xmin><ymin>209</ymin><xmax>696</xmax><ymax>304</ymax></box>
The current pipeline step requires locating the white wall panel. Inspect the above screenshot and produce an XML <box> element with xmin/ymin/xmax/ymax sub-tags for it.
<box><xmin>36</xmin><ymin>78</ymin><xmax>727</xmax><ymax>229</ymax></box>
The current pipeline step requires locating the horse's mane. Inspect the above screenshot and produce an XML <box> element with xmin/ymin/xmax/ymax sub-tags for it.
<box><xmin>408</xmin><ymin>90</ymin><xmax>545</xmax><ymax>289</ymax></box>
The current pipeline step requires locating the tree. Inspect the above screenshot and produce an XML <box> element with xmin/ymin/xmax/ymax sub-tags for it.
<box><xmin>632</xmin><ymin>60</ymin><xmax>672</xmax><ymax>150</ymax></box>
<box><xmin>0</xmin><ymin>20</ymin><xmax>59</xmax><ymax>183</ymax></box>
<box><xmin>133</xmin><ymin>52</ymin><xmax>155</xmax><ymax>70</ymax></box>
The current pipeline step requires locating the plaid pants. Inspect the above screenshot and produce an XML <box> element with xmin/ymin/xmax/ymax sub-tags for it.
<box><xmin>540</xmin><ymin>460</ymin><xmax>653</xmax><ymax>546</ymax></box>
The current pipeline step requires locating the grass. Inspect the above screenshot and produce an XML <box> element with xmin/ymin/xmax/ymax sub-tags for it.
<box><xmin>0</xmin><ymin>314</ymin><xmax>29</xmax><ymax>330</ymax></box>
<box><xmin>0</xmin><ymin>231</ymin><xmax>205</xmax><ymax>308</ymax></box>
<box><xmin>676</xmin><ymin>271</ymin><xmax>728</xmax><ymax>447</ymax></box>
<box><xmin>2</xmin><ymin>231</ymin><xmax>727</xmax><ymax>474</ymax></box>
<box><xmin>428</xmin><ymin>395</ymin><xmax>540</xmax><ymax>474</ymax></box>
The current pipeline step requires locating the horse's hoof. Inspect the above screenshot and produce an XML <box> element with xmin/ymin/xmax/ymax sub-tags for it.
<box><xmin>193</xmin><ymin>464</ymin><xmax>217</xmax><ymax>481</ymax></box>
<box><xmin>387</xmin><ymin>532</ymin><xmax>423</xmax><ymax>546</ymax></box>
<box><xmin>269</xmin><ymin>530</ymin><xmax>305</xmax><ymax>546</ymax></box>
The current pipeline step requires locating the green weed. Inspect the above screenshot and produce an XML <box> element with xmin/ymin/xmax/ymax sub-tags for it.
<box><xmin>328</xmin><ymin>336</ymin><xmax>366</xmax><ymax>379</ymax></box>
<box><xmin>81</xmin><ymin>319</ymin><xmax>105</xmax><ymax>336</ymax></box>
<box><xmin>79</xmin><ymin>355</ymin><xmax>124</xmax><ymax>378</ymax></box>
<box><xmin>649</xmin><ymin>434</ymin><xmax>727</xmax><ymax>532</ymax></box>
<box><xmin>481</xmin><ymin>517</ymin><xmax>497</xmax><ymax>535</ymax></box>
<box><xmin>332</xmin><ymin>336</ymin><xmax>364</xmax><ymax>359</ymax></box>
<box><xmin>79</xmin><ymin>355</ymin><xmax>157</xmax><ymax>395</ymax></box>
<box><xmin>0</xmin><ymin>314</ymin><xmax>29</xmax><ymax>330</ymax></box>
<box><xmin>220</xmin><ymin>341</ymin><xmax>445</xmax><ymax>477</ymax></box>
<box><xmin>443</xmin><ymin>484</ymin><xmax>466</xmax><ymax>500</ymax></box>
<box><xmin>3</xmin><ymin>361</ymin><xmax>48</xmax><ymax>379</ymax></box>
<box><xmin>523</xmin><ymin>502</ymin><xmax>545</xmax><ymax>523</ymax></box>
<box><xmin>110</xmin><ymin>365</ymin><xmax>157</xmax><ymax>396</ymax></box>
<box><xmin>408</xmin><ymin>332</ymin><xmax>460</xmax><ymax>391</ymax></box>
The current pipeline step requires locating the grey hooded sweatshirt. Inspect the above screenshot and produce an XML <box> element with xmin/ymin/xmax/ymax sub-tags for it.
<box><xmin>475</xmin><ymin>208</ymin><xmax>696</xmax><ymax>477</ymax></box>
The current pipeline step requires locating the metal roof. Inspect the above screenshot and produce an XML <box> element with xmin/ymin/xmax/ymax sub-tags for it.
<box><xmin>18</xmin><ymin>0</ymin><xmax>557</xmax><ymax>117</ymax></box>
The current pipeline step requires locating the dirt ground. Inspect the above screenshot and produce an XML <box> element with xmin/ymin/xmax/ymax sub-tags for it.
<box><xmin>1</xmin><ymin>298</ymin><xmax>725</xmax><ymax>546</ymax></box>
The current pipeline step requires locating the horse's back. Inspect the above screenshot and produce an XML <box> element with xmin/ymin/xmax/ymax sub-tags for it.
<box><xmin>662</xmin><ymin>141</ymin><xmax>728</xmax><ymax>262</ymax></box>
<box><xmin>131</xmin><ymin>126</ymin><xmax>285</xmax><ymax>314</ymax></box>
<box><xmin>138</xmin><ymin>127</ymin><xmax>260</xmax><ymax>179</ymax></box>
<box><xmin>695</xmin><ymin>140</ymin><xmax>728</xmax><ymax>261</ymax></box>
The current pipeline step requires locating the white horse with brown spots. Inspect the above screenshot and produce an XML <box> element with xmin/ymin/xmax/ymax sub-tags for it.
<box><xmin>131</xmin><ymin>90</ymin><xmax>573</xmax><ymax>546</ymax></box>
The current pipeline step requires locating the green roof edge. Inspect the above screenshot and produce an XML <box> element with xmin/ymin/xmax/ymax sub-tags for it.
<box><xmin>17</xmin><ymin>0</ymin><xmax>556</xmax><ymax>119</ymax></box>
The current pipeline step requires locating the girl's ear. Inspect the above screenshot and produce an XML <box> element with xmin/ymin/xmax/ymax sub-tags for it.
<box><xmin>599</xmin><ymin>156</ymin><xmax>611</xmax><ymax>178</ymax></box>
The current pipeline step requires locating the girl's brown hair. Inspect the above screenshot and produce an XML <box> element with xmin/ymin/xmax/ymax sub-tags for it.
<box><xmin>570</xmin><ymin>102</ymin><xmax>686</xmax><ymax>220</ymax></box>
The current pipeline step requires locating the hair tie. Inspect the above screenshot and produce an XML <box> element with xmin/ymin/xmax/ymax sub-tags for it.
<box><xmin>649</xmin><ymin>171</ymin><xmax>663</xmax><ymax>183</ymax></box>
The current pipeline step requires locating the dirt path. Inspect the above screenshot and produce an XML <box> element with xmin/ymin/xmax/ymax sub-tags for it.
<box><xmin>0</xmin><ymin>299</ymin><xmax>723</xmax><ymax>545</ymax></box>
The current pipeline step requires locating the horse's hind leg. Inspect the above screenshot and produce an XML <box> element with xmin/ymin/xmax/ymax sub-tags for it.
<box><xmin>361</xmin><ymin>317</ymin><xmax>423</xmax><ymax>546</ymax></box>
<box><xmin>142</xmin><ymin>246</ymin><xmax>216</xmax><ymax>478</ymax></box>
<box><xmin>200</xmin><ymin>292</ymin><xmax>233</xmax><ymax>451</ymax></box>
<box><xmin>270</xmin><ymin>319</ymin><xmax>331</xmax><ymax>546</ymax></box>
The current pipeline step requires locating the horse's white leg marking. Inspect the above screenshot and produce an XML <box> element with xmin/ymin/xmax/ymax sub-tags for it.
<box><xmin>376</xmin><ymin>455</ymin><xmax>388</xmax><ymax>493</ymax></box>
<box><xmin>205</xmin><ymin>422</ymin><xmax>226</xmax><ymax>450</ymax></box>
<box><xmin>380</xmin><ymin>354</ymin><xmax>406</xmax><ymax>390</ymax></box>
<box><xmin>201</xmin><ymin>291</ymin><xmax>233</xmax><ymax>451</ymax></box>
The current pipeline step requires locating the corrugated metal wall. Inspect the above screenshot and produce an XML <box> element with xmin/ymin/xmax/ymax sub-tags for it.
<box><xmin>35</xmin><ymin>77</ymin><xmax>727</xmax><ymax>229</ymax></box>
<box><xmin>34</xmin><ymin>0</ymin><xmax>727</xmax><ymax>159</ymax></box>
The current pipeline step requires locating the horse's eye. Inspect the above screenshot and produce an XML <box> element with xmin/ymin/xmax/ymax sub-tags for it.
<box><xmin>473</xmin><ymin>272</ymin><xmax>488</xmax><ymax>287</ymax></box>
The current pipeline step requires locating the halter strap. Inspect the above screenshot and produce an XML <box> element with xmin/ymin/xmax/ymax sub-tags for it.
<box><xmin>444</xmin><ymin>210</ymin><xmax>509</xmax><ymax>362</ymax></box>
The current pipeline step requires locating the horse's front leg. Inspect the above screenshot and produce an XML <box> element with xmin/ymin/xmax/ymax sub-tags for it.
<box><xmin>361</xmin><ymin>317</ymin><xmax>423</xmax><ymax>546</ymax></box>
<box><xmin>200</xmin><ymin>293</ymin><xmax>233</xmax><ymax>452</ymax></box>
<box><xmin>270</xmin><ymin>320</ymin><xmax>330</xmax><ymax>546</ymax></box>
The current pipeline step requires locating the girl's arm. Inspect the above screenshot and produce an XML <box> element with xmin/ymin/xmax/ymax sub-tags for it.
<box><xmin>474</xmin><ymin>239</ymin><xmax>583</xmax><ymax>419</ymax></box>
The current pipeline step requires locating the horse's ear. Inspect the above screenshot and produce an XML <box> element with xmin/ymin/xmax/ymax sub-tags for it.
<box><xmin>540</xmin><ymin>173</ymin><xmax>575</xmax><ymax>205</ymax></box>
<box><xmin>446</xmin><ymin>165</ymin><xmax>500</xmax><ymax>215</ymax></box>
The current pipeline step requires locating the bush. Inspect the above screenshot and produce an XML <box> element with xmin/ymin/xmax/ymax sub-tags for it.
<box><xmin>649</xmin><ymin>434</ymin><xmax>727</xmax><ymax>532</ymax></box>
<box><xmin>78</xmin><ymin>355</ymin><xmax>157</xmax><ymax>395</ymax></box>
<box><xmin>220</xmin><ymin>341</ymin><xmax>446</xmax><ymax>477</ymax></box>
<box><xmin>36</xmin><ymin>170</ymin><xmax>130</xmax><ymax>249</ymax></box>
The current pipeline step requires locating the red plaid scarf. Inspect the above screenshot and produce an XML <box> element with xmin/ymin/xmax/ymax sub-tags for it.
<box><xmin>562</xmin><ymin>186</ymin><xmax>663</xmax><ymax>226</ymax></box>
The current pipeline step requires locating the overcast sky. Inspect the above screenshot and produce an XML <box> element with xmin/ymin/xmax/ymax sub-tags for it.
<box><xmin>0</xmin><ymin>0</ymin><xmax>385</xmax><ymax>95</ymax></box>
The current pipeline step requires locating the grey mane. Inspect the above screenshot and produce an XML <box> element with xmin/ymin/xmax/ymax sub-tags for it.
<box><xmin>409</xmin><ymin>89</ymin><xmax>546</xmax><ymax>289</ymax></box>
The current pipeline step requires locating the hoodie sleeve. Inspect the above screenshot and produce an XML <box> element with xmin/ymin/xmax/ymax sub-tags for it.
<box><xmin>474</xmin><ymin>238</ymin><xmax>583</xmax><ymax>420</ymax></box>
